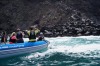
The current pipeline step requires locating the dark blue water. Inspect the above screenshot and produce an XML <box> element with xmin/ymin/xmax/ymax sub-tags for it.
<box><xmin>0</xmin><ymin>36</ymin><xmax>100</xmax><ymax>66</ymax></box>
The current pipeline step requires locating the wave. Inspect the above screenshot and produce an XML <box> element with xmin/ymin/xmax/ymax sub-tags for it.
<box><xmin>26</xmin><ymin>36</ymin><xmax>100</xmax><ymax>59</ymax></box>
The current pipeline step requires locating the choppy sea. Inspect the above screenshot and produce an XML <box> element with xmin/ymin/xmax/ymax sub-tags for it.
<box><xmin>0</xmin><ymin>36</ymin><xmax>100</xmax><ymax>66</ymax></box>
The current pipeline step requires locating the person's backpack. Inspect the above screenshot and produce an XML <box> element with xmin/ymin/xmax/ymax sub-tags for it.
<box><xmin>16</xmin><ymin>32</ymin><xmax>23</xmax><ymax>39</ymax></box>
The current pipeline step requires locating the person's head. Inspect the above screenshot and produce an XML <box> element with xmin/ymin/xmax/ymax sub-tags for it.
<box><xmin>40</xmin><ymin>32</ymin><xmax>44</xmax><ymax>36</ymax></box>
<box><xmin>11</xmin><ymin>32</ymin><xmax>16</xmax><ymax>36</ymax></box>
<box><xmin>2</xmin><ymin>31</ymin><xmax>6</xmax><ymax>35</ymax></box>
<box><xmin>40</xmin><ymin>32</ymin><xmax>43</xmax><ymax>35</ymax></box>
<box><xmin>17</xmin><ymin>28</ymin><xmax>21</xmax><ymax>31</ymax></box>
<box><xmin>29</xmin><ymin>26</ymin><xmax>35</xmax><ymax>30</ymax></box>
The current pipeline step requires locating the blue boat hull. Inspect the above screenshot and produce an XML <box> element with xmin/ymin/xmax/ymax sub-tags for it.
<box><xmin>0</xmin><ymin>40</ymin><xmax>49</xmax><ymax>58</ymax></box>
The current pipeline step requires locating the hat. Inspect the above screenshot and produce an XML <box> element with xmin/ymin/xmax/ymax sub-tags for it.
<box><xmin>40</xmin><ymin>32</ymin><xmax>43</xmax><ymax>35</ymax></box>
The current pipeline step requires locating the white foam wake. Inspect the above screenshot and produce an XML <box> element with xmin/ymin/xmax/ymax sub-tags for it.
<box><xmin>26</xmin><ymin>36</ymin><xmax>100</xmax><ymax>59</ymax></box>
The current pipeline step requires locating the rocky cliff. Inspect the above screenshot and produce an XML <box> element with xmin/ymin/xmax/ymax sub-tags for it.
<box><xmin>0</xmin><ymin>0</ymin><xmax>100</xmax><ymax>36</ymax></box>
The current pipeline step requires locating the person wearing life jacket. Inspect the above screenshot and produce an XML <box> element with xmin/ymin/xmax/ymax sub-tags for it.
<box><xmin>27</xmin><ymin>26</ymin><xmax>40</xmax><ymax>42</ymax></box>
<box><xmin>9</xmin><ymin>32</ymin><xmax>17</xmax><ymax>44</ymax></box>
<box><xmin>1</xmin><ymin>31</ymin><xmax>7</xmax><ymax>44</ymax></box>
<box><xmin>16</xmin><ymin>28</ymin><xmax>24</xmax><ymax>43</ymax></box>
<box><xmin>37</xmin><ymin>32</ymin><xmax>44</xmax><ymax>41</ymax></box>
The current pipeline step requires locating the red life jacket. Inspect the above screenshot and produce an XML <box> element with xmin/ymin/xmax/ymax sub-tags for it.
<box><xmin>9</xmin><ymin>36</ymin><xmax>17</xmax><ymax>44</ymax></box>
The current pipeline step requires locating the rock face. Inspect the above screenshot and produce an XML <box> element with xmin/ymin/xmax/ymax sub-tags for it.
<box><xmin>0</xmin><ymin>0</ymin><xmax>100</xmax><ymax>36</ymax></box>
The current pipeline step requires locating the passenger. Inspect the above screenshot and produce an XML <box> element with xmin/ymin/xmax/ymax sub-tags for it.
<box><xmin>26</xmin><ymin>26</ymin><xmax>40</xmax><ymax>42</ymax></box>
<box><xmin>37</xmin><ymin>32</ymin><xmax>44</xmax><ymax>41</ymax></box>
<box><xmin>16</xmin><ymin>28</ymin><xmax>24</xmax><ymax>43</ymax></box>
<box><xmin>9</xmin><ymin>32</ymin><xmax>17</xmax><ymax>44</ymax></box>
<box><xmin>1</xmin><ymin>31</ymin><xmax>7</xmax><ymax>44</ymax></box>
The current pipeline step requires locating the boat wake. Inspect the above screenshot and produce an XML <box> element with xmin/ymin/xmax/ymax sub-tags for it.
<box><xmin>28</xmin><ymin>36</ymin><xmax>100</xmax><ymax>58</ymax></box>
<box><xmin>23</xmin><ymin>36</ymin><xmax>100</xmax><ymax>66</ymax></box>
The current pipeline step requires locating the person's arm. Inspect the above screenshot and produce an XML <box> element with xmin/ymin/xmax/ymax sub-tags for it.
<box><xmin>35</xmin><ymin>29</ymin><xmax>40</xmax><ymax>36</ymax></box>
<box><xmin>4</xmin><ymin>36</ymin><xmax>6</xmax><ymax>44</ymax></box>
<box><xmin>21</xmin><ymin>31</ymin><xmax>25</xmax><ymax>38</ymax></box>
<box><xmin>25</xmin><ymin>30</ymin><xmax>30</xmax><ymax>35</ymax></box>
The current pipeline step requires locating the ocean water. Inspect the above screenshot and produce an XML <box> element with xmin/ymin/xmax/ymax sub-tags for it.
<box><xmin>0</xmin><ymin>36</ymin><xmax>100</xmax><ymax>66</ymax></box>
